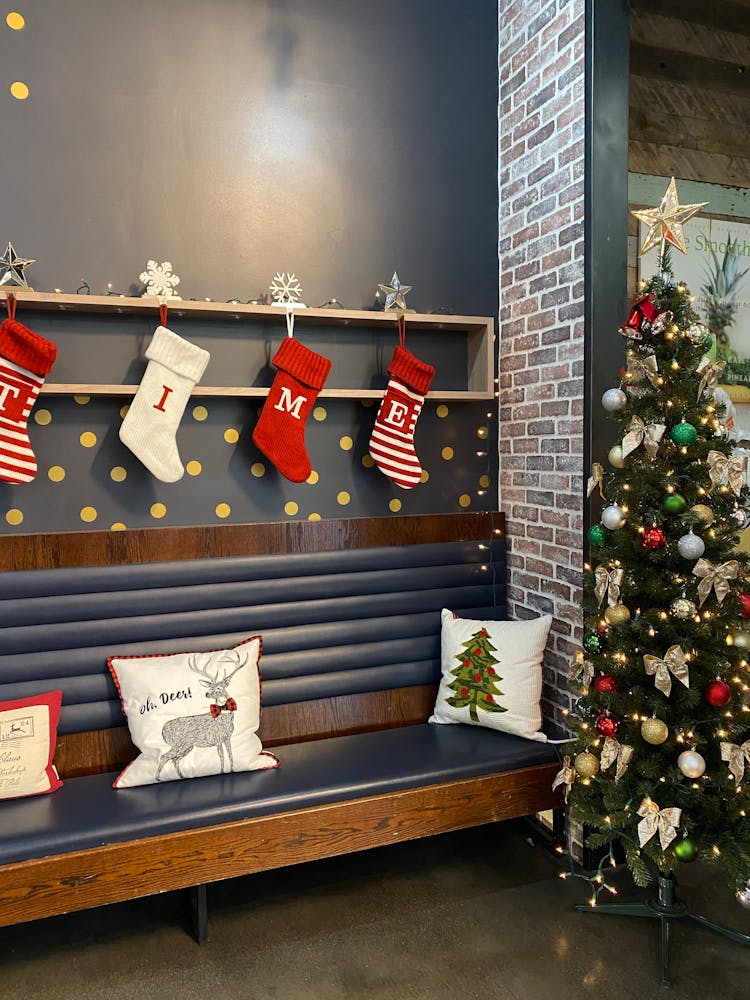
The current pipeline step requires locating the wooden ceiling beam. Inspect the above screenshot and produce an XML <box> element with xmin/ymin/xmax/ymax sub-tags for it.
<box><xmin>631</xmin><ymin>42</ymin><xmax>750</xmax><ymax>98</ymax></box>
<box><xmin>630</xmin><ymin>0</ymin><xmax>750</xmax><ymax>35</ymax></box>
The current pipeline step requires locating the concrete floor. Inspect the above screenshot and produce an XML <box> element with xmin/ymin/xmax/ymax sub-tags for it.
<box><xmin>2</xmin><ymin>821</ymin><xmax>749</xmax><ymax>999</ymax></box>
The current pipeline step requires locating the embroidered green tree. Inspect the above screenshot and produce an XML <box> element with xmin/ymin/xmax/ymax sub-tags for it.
<box><xmin>446</xmin><ymin>628</ymin><xmax>507</xmax><ymax>721</ymax></box>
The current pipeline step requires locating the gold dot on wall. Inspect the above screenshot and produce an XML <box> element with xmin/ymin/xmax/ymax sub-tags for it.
<box><xmin>6</xmin><ymin>12</ymin><xmax>25</xmax><ymax>29</ymax></box>
<box><xmin>313</xmin><ymin>406</ymin><xmax>327</xmax><ymax>422</ymax></box>
<box><xmin>458</xmin><ymin>494</ymin><xmax>472</xmax><ymax>508</ymax></box>
<box><xmin>34</xmin><ymin>409</ymin><xmax>52</xmax><ymax>426</ymax></box>
<box><xmin>215</xmin><ymin>502</ymin><xmax>231</xmax><ymax>519</ymax></box>
<box><xmin>307</xmin><ymin>470</ymin><xmax>319</xmax><ymax>485</ymax></box>
<box><xmin>337</xmin><ymin>491</ymin><xmax>351</xmax><ymax>506</ymax></box>
<box><xmin>223</xmin><ymin>428</ymin><xmax>239</xmax><ymax>444</ymax></box>
<box><xmin>110</xmin><ymin>522</ymin><xmax>127</xmax><ymax>532</ymax></box>
<box><xmin>308</xmin><ymin>513</ymin><xmax>321</xmax><ymax>521</ymax></box>
<box><xmin>441</xmin><ymin>446</ymin><xmax>454</xmax><ymax>461</ymax></box>
<box><xmin>73</xmin><ymin>395</ymin><xmax>90</xmax><ymax>405</ymax></box>
<box><xmin>389</xmin><ymin>498</ymin><xmax>402</xmax><ymax>513</ymax></box>
<box><xmin>186</xmin><ymin>460</ymin><xmax>202</xmax><ymax>476</ymax></box>
<box><xmin>5</xmin><ymin>508</ymin><xmax>23</xmax><ymax>526</ymax></box>
<box><xmin>362</xmin><ymin>454</ymin><xmax>375</xmax><ymax>469</ymax></box>
<box><xmin>10</xmin><ymin>81</ymin><xmax>29</xmax><ymax>100</ymax></box>
<box><xmin>150</xmin><ymin>502</ymin><xmax>167</xmax><ymax>519</ymax></box>
<box><xmin>119</xmin><ymin>404</ymin><xmax>130</xmax><ymax>419</ymax></box>
<box><xmin>80</xmin><ymin>431</ymin><xmax>97</xmax><ymax>448</ymax></box>
<box><xmin>477</xmin><ymin>426</ymin><xmax>489</xmax><ymax>439</ymax></box>
<box><xmin>110</xmin><ymin>466</ymin><xmax>127</xmax><ymax>482</ymax></box>
<box><xmin>48</xmin><ymin>465</ymin><xmax>66</xmax><ymax>482</ymax></box>
<box><xmin>250</xmin><ymin>462</ymin><xmax>266</xmax><ymax>478</ymax></box>
<box><xmin>192</xmin><ymin>405</ymin><xmax>208</xmax><ymax>422</ymax></box>
<box><xmin>479</xmin><ymin>473</ymin><xmax>490</xmax><ymax>488</ymax></box>
<box><xmin>80</xmin><ymin>506</ymin><xmax>98</xmax><ymax>523</ymax></box>
<box><xmin>420</xmin><ymin>469</ymin><xmax>430</xmax><ymax>483</ymax></box>
<box><xmin>436</xmin><ymin>404</ymin><xmax>449</xmax><ymax>418</ymax></box>
<box><xmin>339</xmin><ymin>436</ymin><xmax>353</xmax><ymax>451</ymax></box>
<box><xmin>284</xmin><ymin>501</ymin><xmax>299</xmax><ymax>516</ymax></box>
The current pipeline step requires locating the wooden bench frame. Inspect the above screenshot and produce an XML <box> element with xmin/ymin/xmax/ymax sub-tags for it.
<box><xmin>0</xmin><ymin>513</ymin><xmax>563</xmax><ymax>940</ymax></box>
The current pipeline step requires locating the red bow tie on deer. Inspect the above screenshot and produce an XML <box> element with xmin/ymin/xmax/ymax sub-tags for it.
<box><xmin>209</xmin><ymin>698</ymin><xmax>237</xmax><ymax>718</ymax></box>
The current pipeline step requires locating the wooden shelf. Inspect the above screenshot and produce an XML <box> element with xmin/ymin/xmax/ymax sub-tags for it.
<box><xmin>3</xmin><ymin>289</ymin><xmax>496</xmax><ymax>401</ymax></box>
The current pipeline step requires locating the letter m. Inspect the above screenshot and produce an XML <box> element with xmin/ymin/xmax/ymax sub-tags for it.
<box><xmin>273</xmin><ymin>386</ymin><xmax>307</xmax><ymax>420</ymax></box>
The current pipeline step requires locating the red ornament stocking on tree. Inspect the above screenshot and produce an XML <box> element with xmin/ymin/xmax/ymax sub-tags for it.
<box><xmin>369</xmin><ymin>316</ymin><xmax>435</xmax><ymax>490</ymax></box>
<box><xmin>0</xmin><ymin>303</ymin><xmax>57</xmax><ymax>484</ymax></box>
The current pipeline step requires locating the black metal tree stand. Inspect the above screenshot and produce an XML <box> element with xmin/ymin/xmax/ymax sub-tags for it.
<box><xmin>577</xmin><ymin>872</ymin><xmax>750</xmax><ymax>987</ymax></box>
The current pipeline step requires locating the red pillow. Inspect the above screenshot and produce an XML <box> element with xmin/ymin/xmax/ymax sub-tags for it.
<box><xmin>0</xmin><ymin>690</ymin><xmax>63</xmax><ymax>800</ymax></box>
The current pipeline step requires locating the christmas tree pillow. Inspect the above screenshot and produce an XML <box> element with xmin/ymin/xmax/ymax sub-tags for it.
<box><xmin>109</xmin><ymin>636</ymin><xmax>278</xmax><ymax>788</ymax></box>
<box><xmin>429</xmin><ymin>610</ymin><xmax>552</xmax><ymax>741</ymax></box>
<box><xmin>0</xmin><ymin>690</ymin><xmax>63</xmax><ymax>800</ymax></box>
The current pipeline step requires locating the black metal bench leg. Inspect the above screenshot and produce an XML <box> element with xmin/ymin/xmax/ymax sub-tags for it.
<box><xmin>190</xmin><ymin>883</ymin><xmax>208</xmax><ymax>944</ymax></box>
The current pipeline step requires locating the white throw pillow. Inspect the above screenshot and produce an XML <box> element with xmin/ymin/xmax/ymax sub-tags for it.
<box><xmin>429</xmin><ymin>609</ymin><xmax>552</xmax><ymax>742</ymax></box>
<box><xmin>109</xmin><ymin>636</ymin><xmax>278</xmax><ymax>788</ymax></box>
<box><xmin>0</xmin><ymin>691</ymin><xmax>63</xmax><ymax>800</ymax></box>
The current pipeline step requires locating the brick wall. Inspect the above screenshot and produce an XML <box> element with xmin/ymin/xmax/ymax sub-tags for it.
<box><xmin>498</xmin><ymin>0</ymin><xmax>586</xmax><ymax>727</ymax></box>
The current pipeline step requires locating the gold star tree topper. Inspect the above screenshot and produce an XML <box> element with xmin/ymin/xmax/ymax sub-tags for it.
<box><xmin>631</xmin><ymin>177</ymin><xmax>708</xmax><ymax>257</ymax></box>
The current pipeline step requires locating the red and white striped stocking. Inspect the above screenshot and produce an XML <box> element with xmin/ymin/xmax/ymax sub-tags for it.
<box><xmin>0</xmin><ymin>312</ymin><xmax>57</xmax><ymax>484</ymax></box>
<box><xmin>368</xmin><ymin>320</ymin><xmax>434</xmax><ymax>489</ymax></box>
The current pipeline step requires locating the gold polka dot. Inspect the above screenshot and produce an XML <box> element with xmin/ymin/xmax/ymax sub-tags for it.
<box><xmin>224</xmin><ymin>428</ymin><xmax>239</xmax><ymax>444</ymax></box>
<box><xmin>337</xmin><ymin>491</ymin><xmax>351</xmax><ymax>506</ymax></box>
<box><xmin>360</xmin><ymin>399</ymin><xmax>375</xmax><ymax>408</ymax></box>
<box><xmin>313</xmin><ymin>406</ymin><xmax>327</xmax><ymax>422</ymax></box>
<box><xmin>215</xmin><ymin>502</ymin><xmax>231</xmax><ymax>519</ymax></box>
<box><xmin>389</xmin><ymin>499</ymin><xmax>402</xmax><ymax>513</ymax></box>
<box><xmin>119</xmin><ymin>404</ymin><xmax>130</xmax><ymax>419</ymax></box>
<box><xmin>307</xmin><ymin>470</ymin><xmax>319</xmax><ymax>485</ymax></box>
<box><xmin>477</xmin><ymin>426</ymin><xmax>489</xmax><ymax>439</ymax></box>
<box><xmin>442</xmin><ymin>447</ymin><xmax>454</xmax><ymax>460</ymax></box>
<box><xmin>48</xmin><ymin>465</ymin><xmax>66</xmax><ymax>482</ymax></box>
<box><xmin>436</xmin><ymin>404</ymin><xmax>449</xmax><ymax>418</ymax></box>
<box><xmin>420</xmin><ymin>469</ymin><xmax>430</xmax><ymax>483</ymax></box>
<box><xmin>110</xmin><ymin>522</ymin><xmax>127</xmax><ymax>532</ymax></box>
<box><xmin>34</xmin><ymin>409</ymin><xmax>52</xmax><ymax>426</ymax></box>
<box><xmin>110</xmin><ymin>466</ymin><xmax>127</xmax><ymax>482</ymax></box>
<box><xmin>73</xmin><ymin>395</ymin><xmax>90</xmax><ymax>405</ymax></box>
<box><xmin>79</xmin><ymin>506</ymin><xmax>98</xmax><ymax>523</ymax></box>
<box><xmin>250</xmin><ymin>462</ymin><xmax>266</xmax><ymax>478</ymax></box>
<box><xmin>5</xmin><ymin>508</ymin><xmax>23</xmax><ymax>526</ymax></box>
<box><xmin>6</xmin><ymin>12</ymin><xmax>25</xmax><ymax>30</ymax></box>
<box><xmin>80</xmin><ymin>431</ymin><xmax>97</xmax><ymax>448</ymax></box>
<box><xmin>284</xmin><ymin>501</ymin><xmax>299</xmax><ymax>516</ymax></box>
<box><xmin>186</xmin><ymin>460</ymin><xmax>202</xmax><ymax>476</ymax></box>
<box><xmin>458</xmin><ymin>494</ymin><xmax>472</xmax><ymax>508</ymax></box>
<box><xmin>339</xmin><ymin>436</ymin><xmax>353</xmax><ymax>451</ymax></box>
<box><xmin>362</xmin><ymin>454</ymin><xmax>375</xmax><ymax>468</ymax></box>
<box><xmin>308</xmin><ymin>512</ymin><xmax>322</xmax><ymax>521</ymax></box>
<box><xmin>192</xmin><ymin>405</ymin><xmax>208</xmax><ymax>422</ymax></box>
<box><xmin>150</xmin><ymin>502</ymin><xmax>167</xmax><ymax>519</ymax></box>
<box><xmin>479</xmin><ymin>474</ymin><xmax>490</xmax><ymax>488</ymax></box>
<box><xmin>10</xmin><ymin>81</ymin><xmax>29</xmax><ymax>100</ymax></box>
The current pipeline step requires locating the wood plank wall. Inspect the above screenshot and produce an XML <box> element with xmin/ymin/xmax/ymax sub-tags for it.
<box><xmin>629</xmin><ymin>0</ymin><xmax>750</xmax><ymax>186</ymax></box>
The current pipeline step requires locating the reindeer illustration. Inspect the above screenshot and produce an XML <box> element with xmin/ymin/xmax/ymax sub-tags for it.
<box><xmin>155</xmin><ymin>649</ymin><xmax>246</xmax><ymax>781</ymax></box>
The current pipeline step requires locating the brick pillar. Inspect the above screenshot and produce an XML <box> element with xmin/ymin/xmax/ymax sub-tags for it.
<box><xmin>498</xmin><ymin>0</ymin><xmax>585</xmax><ymax>727</ymax></box>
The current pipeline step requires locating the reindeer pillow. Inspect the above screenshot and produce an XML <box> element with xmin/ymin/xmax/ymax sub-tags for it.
<box><xmin>109</xmin><ymin>636</ymin><xmax>278</xmax><ymax>788</ymax></box>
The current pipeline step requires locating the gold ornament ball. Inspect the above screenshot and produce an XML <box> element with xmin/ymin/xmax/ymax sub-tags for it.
<box><xmin>574</xmin><ymin>751</ymin><xmax>600</xmax><ymax>778</ymax></box>
<box><xmin>608</xmin><ymin>445</ymin><xmax>625</xmax><ymax>469</ymax></box>
<box><xmin>641</xmin><ymin>717</ymin><xmax>669</xmax><ymax>745</ymax></box>
<box><xmin>604</xmin><ymin>603</ymin><xmax>631</xmax><ymax>626</ymax></box>
<box><xmin>690</xmin><ymin>504</ymin><xmax>715</xmax><ymax>527</ymax></box>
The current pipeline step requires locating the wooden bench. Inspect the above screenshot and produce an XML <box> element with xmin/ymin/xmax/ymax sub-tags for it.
<box><xmin>0</xmin><ymin>512</ymin><xmax>564</xmax><ymax>941</ymax></box>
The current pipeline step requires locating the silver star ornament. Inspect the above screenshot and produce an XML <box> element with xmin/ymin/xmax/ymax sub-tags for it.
<box><xmin>0</xmin><ymin>242</ymin><xmax>35</xmax><ymax>288</ymax></box>
<box><xmin>378</xmin><ymin>271</ymin><xmax>412</xmax><ymax>311</ymax></box>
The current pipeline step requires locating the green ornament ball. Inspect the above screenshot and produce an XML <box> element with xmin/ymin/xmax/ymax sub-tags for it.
<box><xmin>583</xmin><ymin>633</ymin><xmax>602</xmax><ymax>655</ymax></box>
<box><xmin>670</xmin><ymin>421</ymin><xmax>698</xmax><ymax>447</ymax></box>
<box><xmin>588</xmin><ymin>524</ymin><xmax>607</xmax><ymax>547</ymax></box>
<box><xmin>662</xmin><ymin>493</ymin><xmax>687</xmax><ymax>515</ymax></box>
<box><xmin>673</xmin><ymin>837</ymin><xmax>698</xmax><ymax>863</ymax></box>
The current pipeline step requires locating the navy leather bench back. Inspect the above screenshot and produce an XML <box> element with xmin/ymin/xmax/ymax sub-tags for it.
<box><xmin>0</xmin><ymin>537</ymin><xmax>506</xmax><ymax>735</ymax></box>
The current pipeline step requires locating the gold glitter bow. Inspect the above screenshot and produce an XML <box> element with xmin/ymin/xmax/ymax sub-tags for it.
<box><xmin>552</xmin><ymin>756</ymin><xmax>575</xmax><ymax>802</ymax></box>
<box><xmin>621</xmin><ymin>415</ymin><xmax>666</xmax><ymax>460</ymax></box>
<box><xmin>720</xmin><ymin>741</ymin><xmax>750</xmax><ymax>785</ymax></box>
<box><xmin>569</xmin><ymin>652</ymin><xmax>595</xmax><ymax>694</ymax></box>
<box><xmin>696</xmin><ymin>358</ymin><xmax>726</xmax><ymax>402</ymax></box>
<box><xmin>692</xmin><ymin>558</ymin><xmax>740</xmax><ymax>607</ymax></box>
<box><xmin>627</xmin><ymin>354</ymin><xmax>660</xmax><ymax>387</ymax></box>
<box><xmin>587</xmin><ymin>462</ymin><xmax>604</xmax><ymax>499</ymax></box>
<box><xmin>707</xmin><ymin>450</ymin><xmax>747</xmax><ymax>497</ymax></box>
<box><xmin>600</xmin><ymin>736</ymin><xmax>634</xmax><ymax>782</ymax></box>
<box><xmin>637</xmin><ymin>798</ymin><xmax>682</xmax><ymax>851</ymax></box>
<box><xmin>594</xmin><ymin>566</ymin><xmax>624</xmax><ymax>608</ymax></box>
<box><xmin>643</xmin><ymin>645</ymin><xmax>690</xmax><ymax>698</ymax></box>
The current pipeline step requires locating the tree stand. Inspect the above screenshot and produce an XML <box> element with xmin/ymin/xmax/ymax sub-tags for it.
<box><xmin>576</xmin><ymin>872</ymin><xmax>750</xmax><ymax>987</ymax></box>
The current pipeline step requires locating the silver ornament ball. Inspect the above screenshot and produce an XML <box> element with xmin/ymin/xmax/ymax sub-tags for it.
<box><xmin>601</xmin><ymin>505</ymin><xmax>626</xmax><ymax>530</ymax></box>
<box><xmin>670</xmin><ymin>597</ymin><xmax>697</xmax><ymax>620</ymax></box>
<box><xmin>732</xmin><ymin>630</ymin><xmax>750</xmax><ymax>651</ymax></box>
<box><xmin>608</xmin><ymin>445</ymin><xmax>625</xmax><ymax>469</ymax></box>
<box><xmin>677</xmin><ymin>749</ymin><xmax>706</xmax><ymax>779</ymax></box>
<box><xmin>687</xmin><ymin>322</ymin><xmax>710</xmax><ymax>345</ymax></box>
<box><xmin>733</xmin><ymin>507</ymin><xmax>750</xmax><ymax>531</ymax></box>
<box><xmin>677</xmin><ymin>532</ymin><xmax>705</xmax><ymax>560</ymax></box>
<box><xmin>602</xmin><ymin>388</ymin><xmax>628</xmax><ymax>413</ymax></box>
<box><xmin>736</xmin><ymin>880</ymin><xmax>750</xmax><ymax>911</ymax></box>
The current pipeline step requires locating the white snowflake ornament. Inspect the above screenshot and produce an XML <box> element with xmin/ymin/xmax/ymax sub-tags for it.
<box><xmin>269</xmin><ymin>272</ymin><xmax>306</xmax><ymax>307</ymax></box>
<box><xmin>139</xmin><ymin>260</ymin><xmax>182</xmax><ymax>299</ymax></box>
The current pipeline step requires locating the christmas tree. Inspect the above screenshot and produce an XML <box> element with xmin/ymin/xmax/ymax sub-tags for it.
<box><xmin>446</xmin><ymin>627</ymin><xmax>507</xmax><ymax>722</ymax></box>
<box><xmin>563</xmin><ymin>179</ymin><xmax>750</xmax><ymax>898</ymax></box>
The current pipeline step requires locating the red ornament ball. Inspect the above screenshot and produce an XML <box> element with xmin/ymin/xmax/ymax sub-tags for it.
<box><xmin>593</xmin><ymin>674</ymin><xmax>619</xmax><ymax>694</ymax></box>
<box><xmin>474</xmin><ymin>673</ymin><xmax>482</xmax><ymax>682</ymax></box>
<box><xmin>486</xmin><ymin>694</ymin><xmax>494</xmax><ymax>703</ymax></box>
<box><xmin>463</xmin><ymin>659</ymin><xmax>470</xmax><ymax>667</ymax></box>
<box><xmin>739</xmin><ymin>594</ymin><xmax>750</xmax><ymax>620</ymax></box>
<box><xmin>474</xmin><ymin>647</ymin><xmax>482</xmax><ymax>655</ymax></box>
<box><xmin>705</xmin><ymin>679</ymin><xmax>732</xmax><ymax>707</ymax></box>
<box><xmin>487</xmin><ymin>667</ymin><xmax>496</xmax><ymax>675</ymax></box>
<box><xmin>595</xmin><ymin>713</ymin><xmax>619</xmax><ymax>738</ymax></box>
<box><xmin>461</xmin><ymin>688</ymin><xmax>468</xmax><ymax>697</ymax></box>
<box><xmin>479</xmin><ymin>629</ymin><xmax>488</xmax><ymax>637</ymax></box>
<box><xmin>643</xmin><ymin>526</ymin><xmax>667</xmax><ymax>550</ymax></box>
